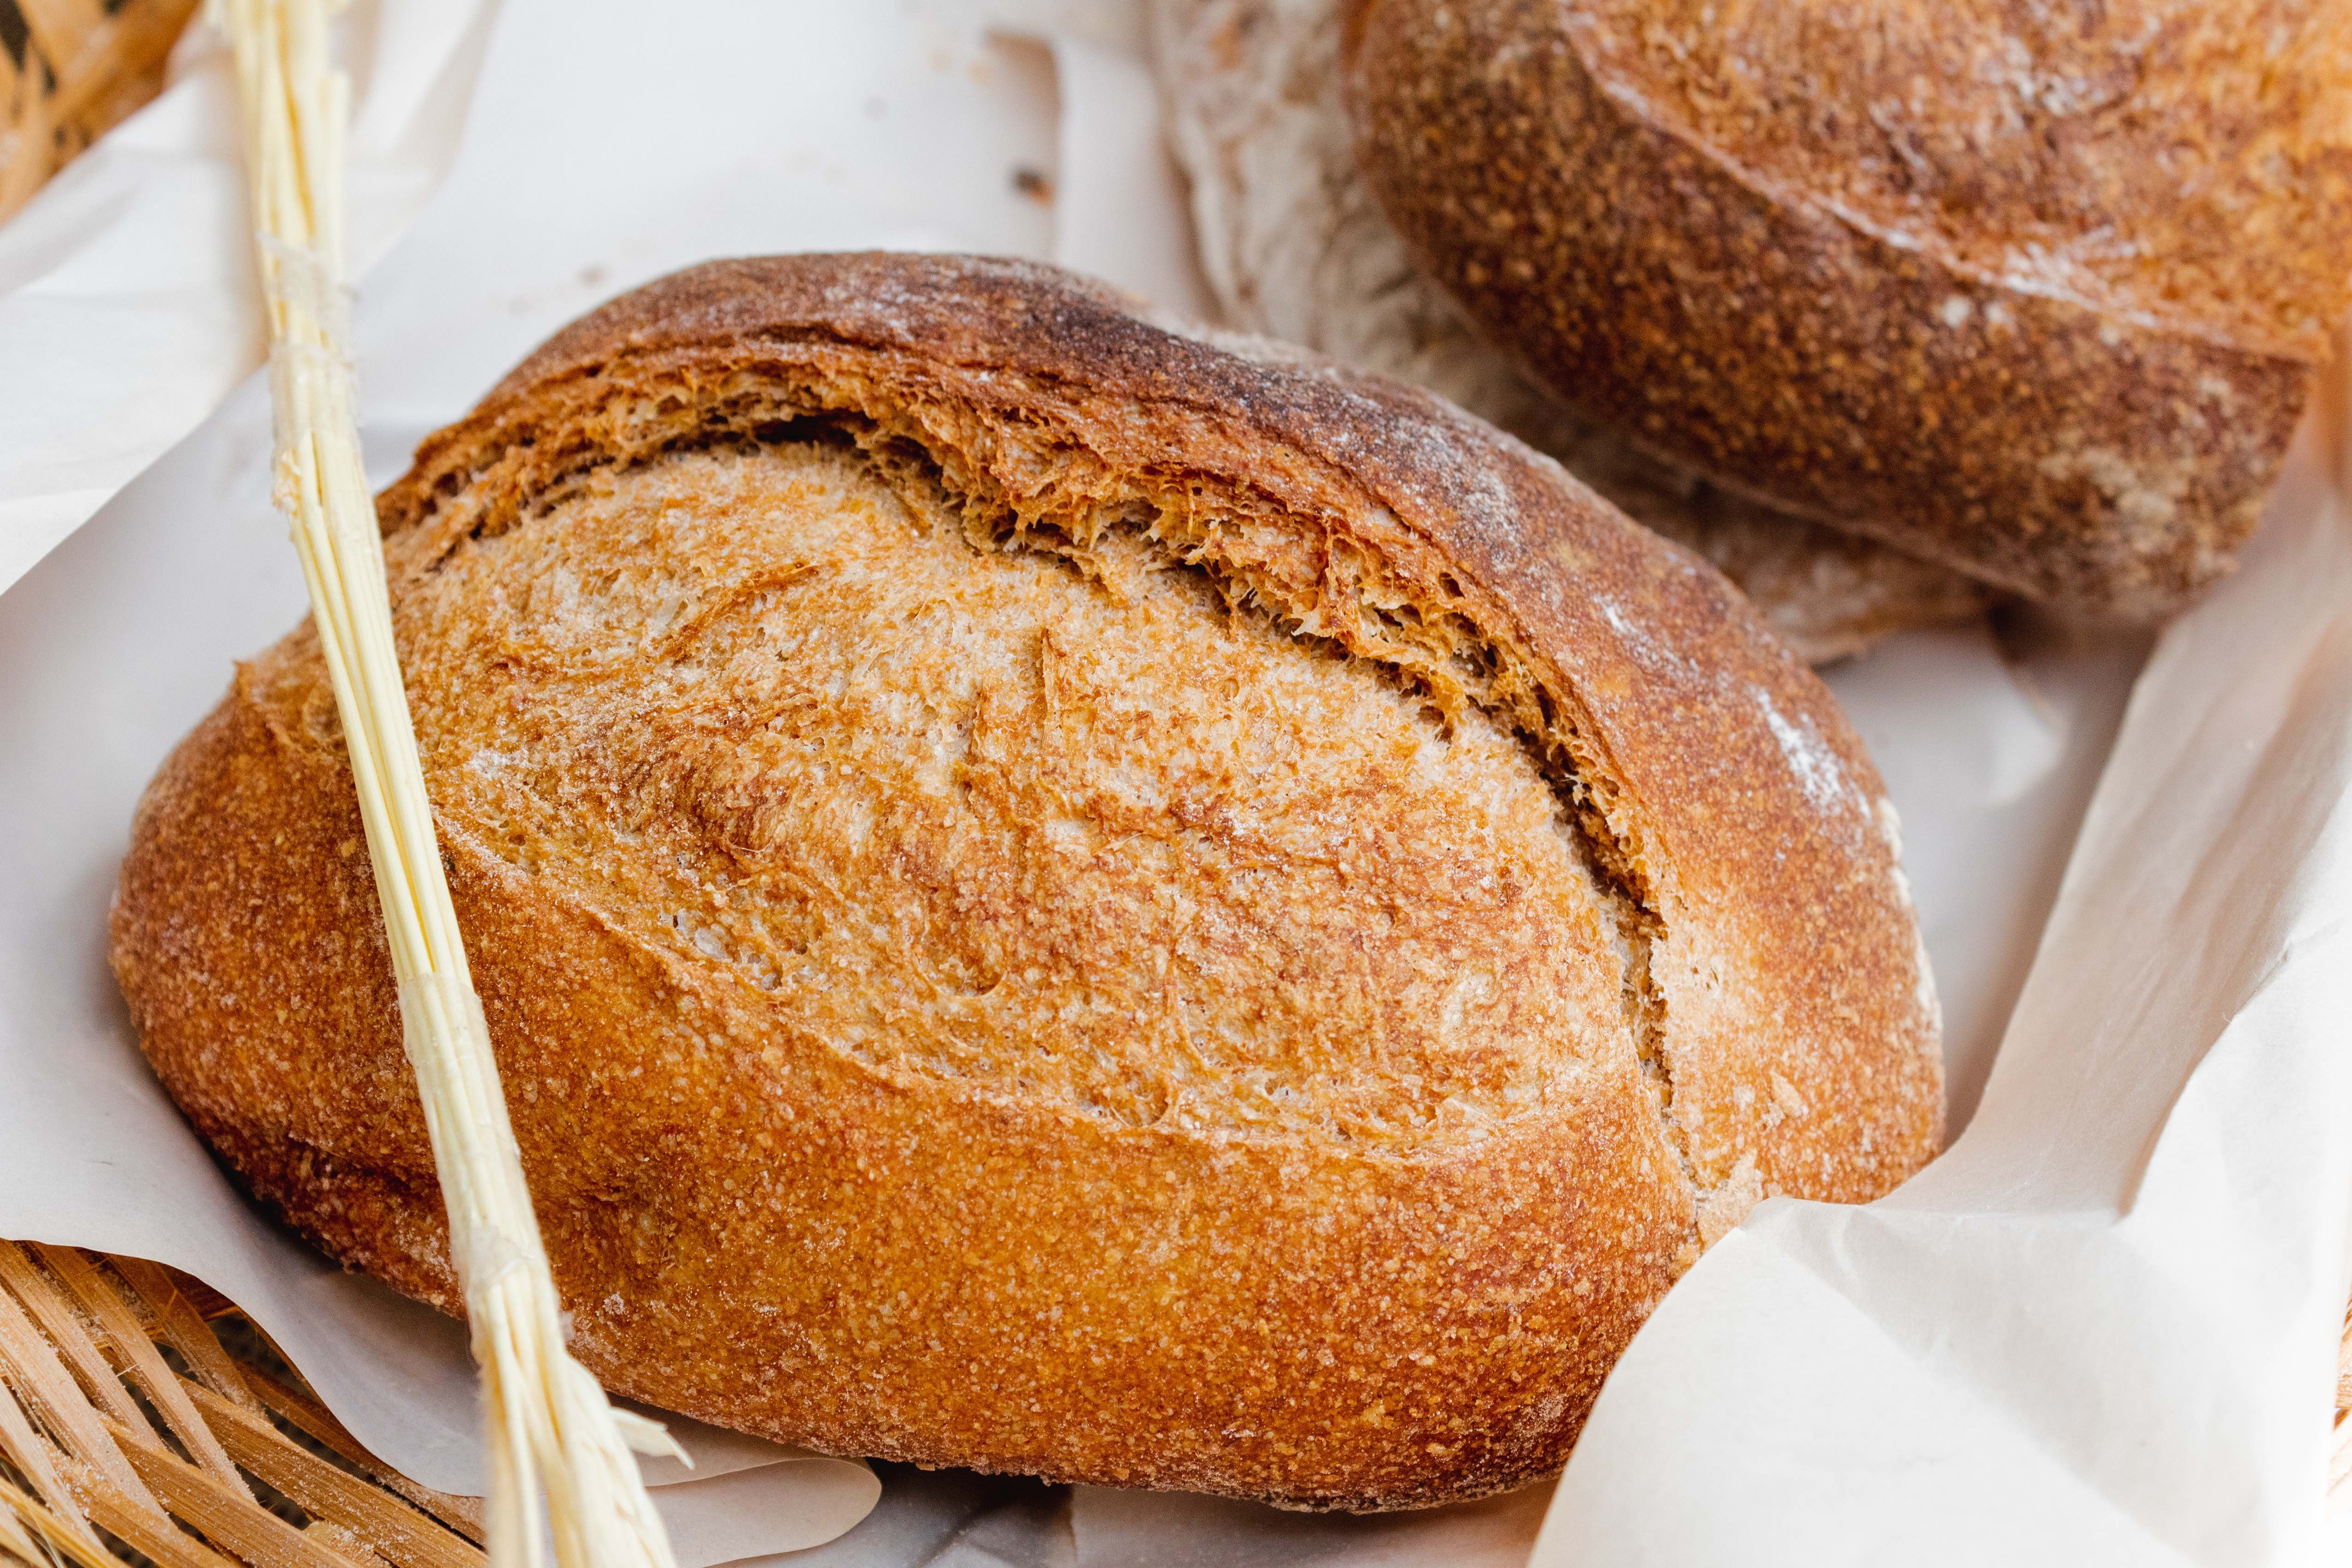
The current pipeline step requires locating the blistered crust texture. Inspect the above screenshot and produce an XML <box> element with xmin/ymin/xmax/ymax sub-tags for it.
<box><xmin>113</xmin><ymin>254</ymin><xmax>1940</xmax><ymax>1510</ymax></box>
<box><xmin>1345</xmin><ymin>0</ymin><xmax>2334</xmax><ymax>620</ymax></box>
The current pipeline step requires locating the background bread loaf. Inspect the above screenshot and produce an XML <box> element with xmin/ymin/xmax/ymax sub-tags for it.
<box><xmin>1344</xmin><ymin>0</ymin><xmax>2352</xmax><ymax>620</ymax></box>
<box><xmin>112</xmin><ymin>255</ymin><xmax>1941</xmax><ymax>1510</ymax></box>
<box><xmin>1153</xmin><ymin>0</ymin><xmax>1989</xmax><ymax>663</ymax></box>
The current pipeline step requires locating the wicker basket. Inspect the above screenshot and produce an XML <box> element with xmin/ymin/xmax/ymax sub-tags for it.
<box><xmin>0</xmin><ymin>0</ymin><xmax>200</xmax><ymax>224</ymax></box>
<box><xmin>0</xmin><ymin>1241</ymin><xmax>484</xmax><ymax>1568</ymax></box>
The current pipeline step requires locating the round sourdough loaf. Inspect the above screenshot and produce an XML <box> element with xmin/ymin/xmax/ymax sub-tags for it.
<box><xmin>1151</xmin><ymin>0</ymin><xmax>1990</xmax><ymax>664</ymax></box>
<box><xmin>111</xmin><ymin>254</ymin><xmax>1942</xmax><ymax>1510</ymax></box>
<box><xmin>1343</xmin><ymin>0</ymin><xmax>2352</xmax><ymax>621</ymax></box>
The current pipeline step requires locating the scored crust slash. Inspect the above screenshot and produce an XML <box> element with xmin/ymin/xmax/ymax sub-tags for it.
<box><xmin>110</xmin><ymin>254</ymin><xmax>1941</xmax><ymax>1510</ymax></box>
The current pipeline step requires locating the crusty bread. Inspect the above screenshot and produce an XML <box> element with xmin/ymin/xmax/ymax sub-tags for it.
<box><xmin>1344</xmin><ymin>0</ymin><xmax>2352</xmax><ymax>621</ymax></box>
<box><xmin>111</xmin><ymin>255</ymin><xmax>1941</xmax><ymax>1510</ymax></box>
<box><xmin>1153</xmin><ymin>0</ymin><xmax>1988</xmax><ymax>663</ymax></box>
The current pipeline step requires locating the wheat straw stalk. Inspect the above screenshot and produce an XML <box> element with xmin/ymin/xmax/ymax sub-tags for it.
<box><xmin>206</xmin><ymin>6</ymin><xmax>683</xmax><ymax>1568</ymax></box>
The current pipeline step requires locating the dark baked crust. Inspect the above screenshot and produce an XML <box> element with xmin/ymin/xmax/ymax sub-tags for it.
<box><xmin>1343</xmin><ymin>0</ymin><xmax>2337</xmax><ymax>620</ymax></box>
<box><xmin>113</xmin><ymin>254</ymin><xmax>1939</xmax><ymax>1509</ymax></box>
<box><xmin>1151</xmin><ymin>0</ymin><xmax>1994</xmax><ymax>664</ymax></box>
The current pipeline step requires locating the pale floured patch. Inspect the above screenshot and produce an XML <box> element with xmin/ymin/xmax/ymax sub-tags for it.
<box><xmin>1754</xmin><ymin>687</ymin><xmax>1868</xmax><ymax>821</ymax></box>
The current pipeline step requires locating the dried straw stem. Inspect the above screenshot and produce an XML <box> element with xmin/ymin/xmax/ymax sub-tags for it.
<box><xmin>204</xmin><ymin>6</ymin><xmax>681</xmax><ymax>1568</ymax></box>
<box><xmin>0</xmin><ymin>1244</ymin><xmax>483</xmax><ymax>1568</ymax></box>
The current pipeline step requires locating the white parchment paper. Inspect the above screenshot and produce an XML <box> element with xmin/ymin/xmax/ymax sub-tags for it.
<box><xmin>1533</xmin><ymin>414</ymin><xmax>2352</xmax><ymax>1568</ymax></box>
<box><xmin>2</xmin><ymin>3</ymin><xmax>2346</xmax><ymax>1565</ymax></box>
<box><xmin>0</xmin><ymin>0</ymin><xmax>497</xmax><ymax>594</ymax></box>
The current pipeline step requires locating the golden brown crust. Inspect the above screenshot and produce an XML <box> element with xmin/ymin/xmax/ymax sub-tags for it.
<box><xmin>1343</xmin><ymin>0</ymin><xmax>2337</xmax><ymax>620</ymax></box>
<box><xmin>113</xmin><ymin>254</ymin><xmax>1939</xmax><ymax>1510</ymax></box>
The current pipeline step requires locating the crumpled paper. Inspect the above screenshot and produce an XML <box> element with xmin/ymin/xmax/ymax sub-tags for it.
<box><xmin>0</xmin><ymin>0</ymin><xmax>497</xmax><ymax>595</ymax></box>
<box><xmin>1532</xmin><ymin>415</ymin><xmax>2352</xmax><ymax>1568</ymax></box>
<box><xmin>1</xmin><ymin>1</ymin><xmax>2345</xmax><ymax>1565</ymax></box>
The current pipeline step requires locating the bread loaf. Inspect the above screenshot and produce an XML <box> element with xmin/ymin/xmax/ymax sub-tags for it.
<box><xmin>1153</xmin><ymin>0</ymin><xmax>1990</xmax><ymax>662</ymax></box>
<box><xmin>112</xmin><ymin>255</ymin><xmax>1942</xmax><ymax>1510</ymax></box>
<box><xmin>1344</xmin><ymin>0</ymin><xmax>2352</xmax><ymax>620</ymax></box>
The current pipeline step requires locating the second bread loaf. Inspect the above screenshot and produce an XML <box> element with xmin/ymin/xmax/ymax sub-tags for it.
<box><xmin>1345</xmin><ymin>0</ymin><xmax>2352</xmax><ymax>619</ymax></box>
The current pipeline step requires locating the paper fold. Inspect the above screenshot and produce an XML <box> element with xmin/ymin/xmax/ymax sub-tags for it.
<box><xmin>1534</xmin><ymin>429</ymin><xmax>2352</xmax><ymax>1568</ymax></box>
